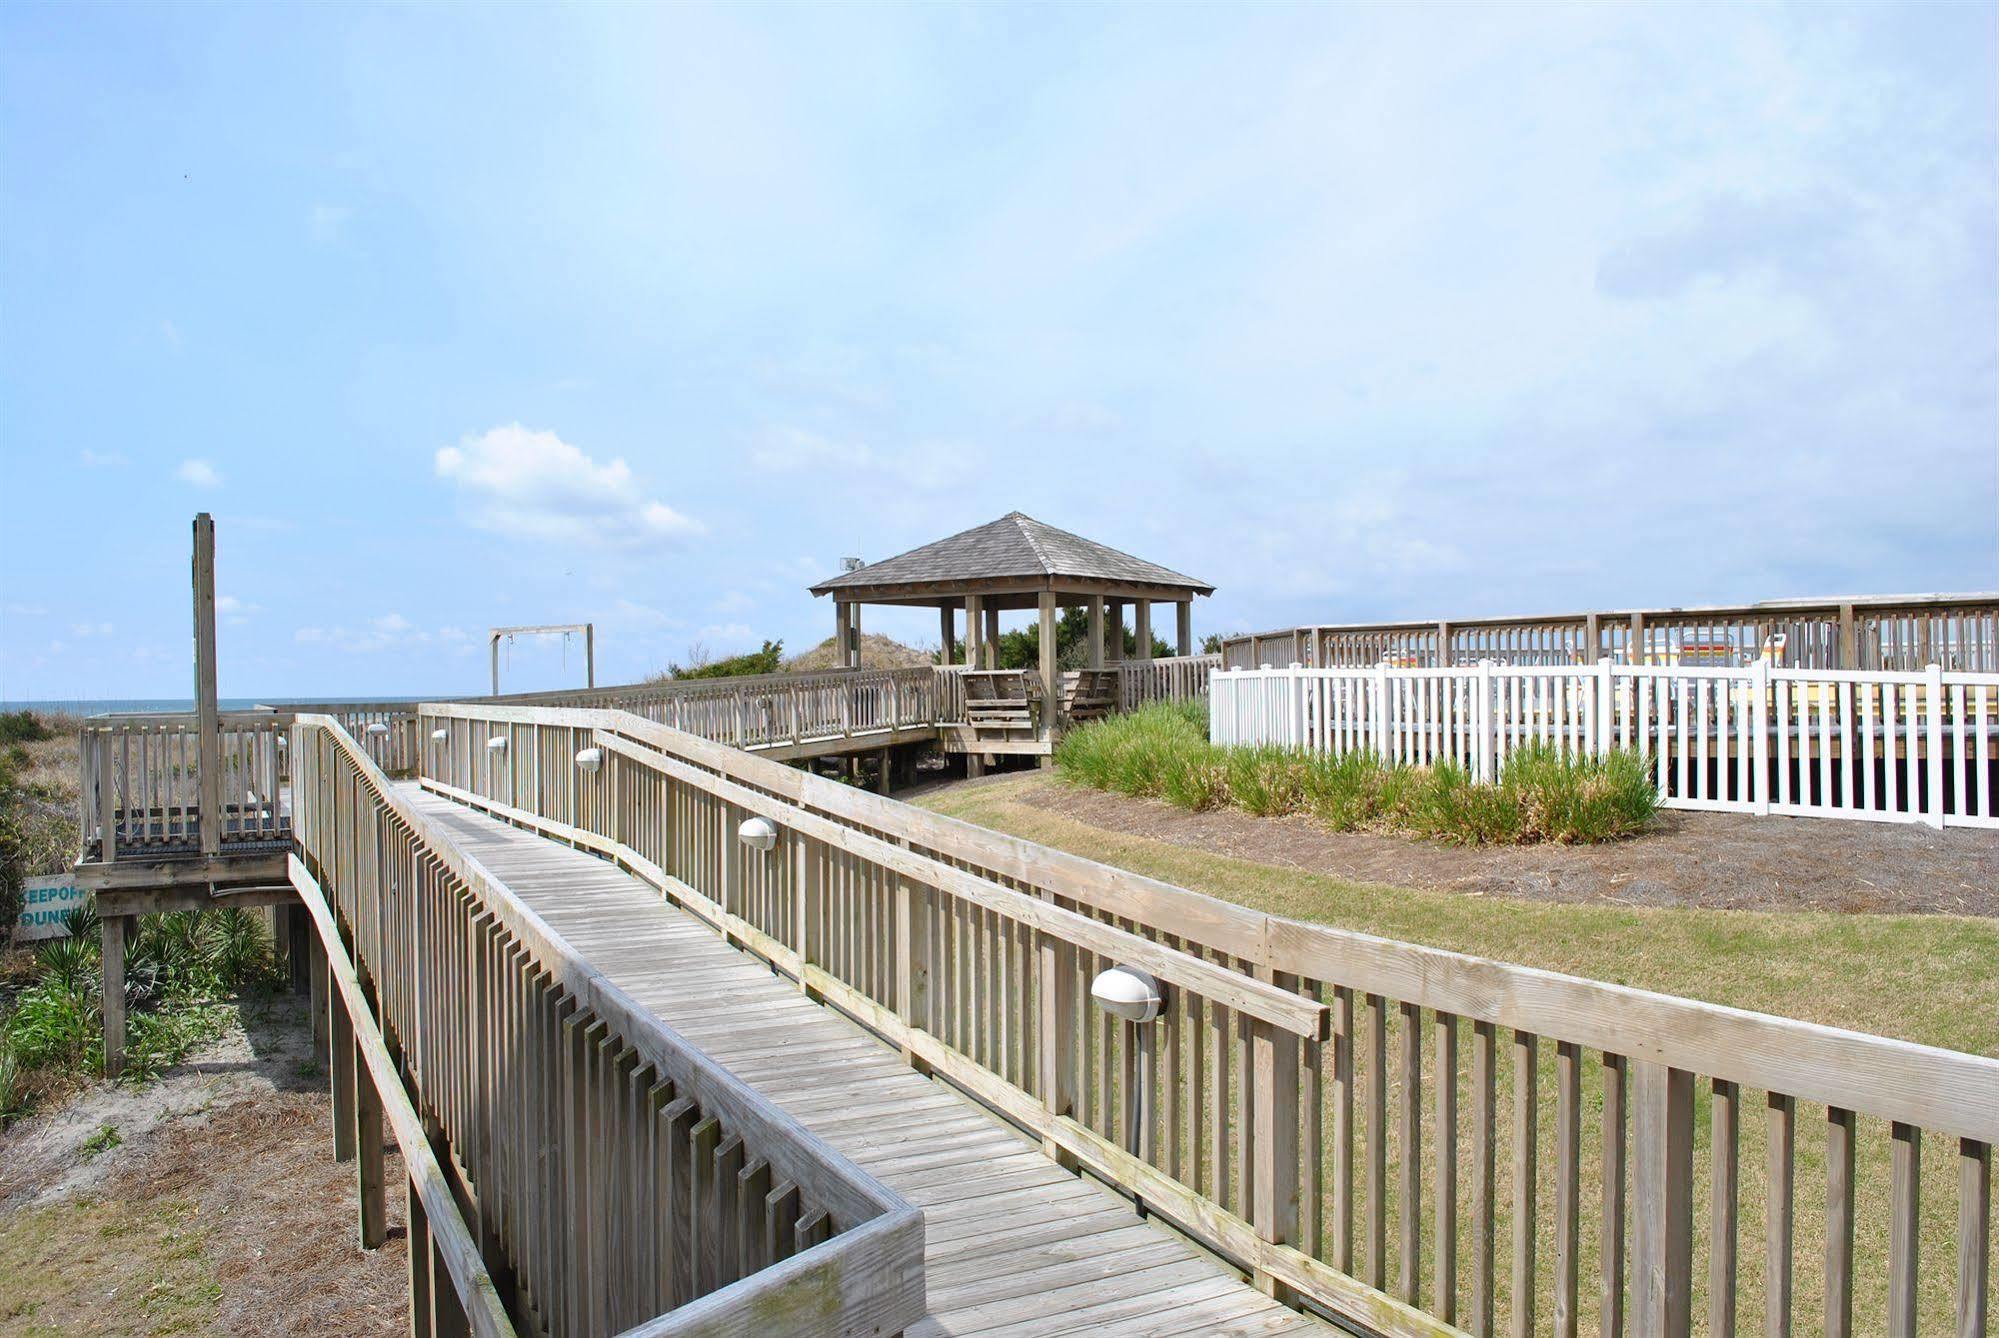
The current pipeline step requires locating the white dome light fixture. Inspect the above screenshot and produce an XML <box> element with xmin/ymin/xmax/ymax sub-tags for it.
<box><xmin>575</xmin><ymin>747</ymin><xmax>604</xmax><ymax>773</ymax></box>
<box><xmin>431</xmin><ymin>728</ymin><xmax>450</xmax><ymax>743</ymax></box>
<box><xmin>486</xmin><ymin>735</ymin><xmax>508</xmax><ymax>751</ymax></box>
<box><xmin>737</xmin><ymin>816</ymin><xmax>779</xmax><ymax>853</ymax></box>
<box><xmin>365</xmin><ymin>722</ymin><xmax>390</xmax><ymax>736</ymax></box>
<box><xmin>1090</xmin><ymin>966</ymin><xmax>1163</xmax><ymax>1024</ymax></box>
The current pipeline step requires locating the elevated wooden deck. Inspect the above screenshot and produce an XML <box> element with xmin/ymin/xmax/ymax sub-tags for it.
<box><xmin>402</xmin><ymin>782</ymin><xmax>1328</xmax><ymax>1337</ymax></box>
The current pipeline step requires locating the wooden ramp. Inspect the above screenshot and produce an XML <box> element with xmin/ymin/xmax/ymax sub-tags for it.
<box><xmin>401</xmin><ymin>784</ymin><xmax>1329</xmax><ymax>1338</ymax></box>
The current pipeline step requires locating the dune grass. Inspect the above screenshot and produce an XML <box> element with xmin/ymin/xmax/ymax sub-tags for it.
<box><xmin>1056</xmin><ymin>702</ymin><xmax>1657</xmax><ymax>845</ymax></box>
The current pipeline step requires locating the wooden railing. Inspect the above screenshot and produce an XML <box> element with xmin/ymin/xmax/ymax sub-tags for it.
<box><xmin>1224</xmin><ymin>593</ymin><xmax>1999</xmax><ymax>673</ymax></box>
<box><xmin>419</xmin><ymin>700</ymin><xmax>1998</xmax><ymax>1338</ymax></box>
<box><xmin>1211</xmin><ymin>661</ymin><xmax>1999</xmax><ymax>828</ymax></box>
<box><xmin>292</xmin><ymin>854</ymin><xmax>514</xmax><ymax>1338</ymax></box>
<box><xmin>271</xmin><ymin>701</ymin><xmax>422</xmax><ymax>774</ymax></box>
<box><xmin>79</xmin><ymin>712</ymin><xmax>288</xmax><ymax>860</ymax></box>
<box><xmin>492</xmin><ymin>667</ymin><xmax>939</xmax><ymax>754</ymax></box>
<box><xmin>290</xmin><ymin>715</ymin><xmax>925</xmax><ymax>1338</ymax></box>
<box><xmin>1119</xmin><ymin>654</ymin><xmax>1220</xmax><ymax>710</ymax></box>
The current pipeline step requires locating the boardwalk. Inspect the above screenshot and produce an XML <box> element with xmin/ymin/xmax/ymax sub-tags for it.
<box><xmin>404</xmin><ymin>783</ymin><xmax>1329</xmax><ymax>1338</ymax></box>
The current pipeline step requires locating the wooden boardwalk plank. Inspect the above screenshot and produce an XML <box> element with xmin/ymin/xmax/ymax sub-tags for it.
<box><xmin>402</xmin><ymin>786</ymin><xmax>1329</xmax><ymax>1336</ymax></box>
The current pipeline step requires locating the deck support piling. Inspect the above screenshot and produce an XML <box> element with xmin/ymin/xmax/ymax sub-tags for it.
<box><xmin>331</xmin><ymin>985</ymin><xmax>357</xmax><ymax>1162</ymax></box>
<box><xmin>101</xmin><ymin>913</ymin><xmax>128</xmax><ymax>1079</ymax></box>
<box><xmin>356</xmin><ymin>1030</ymin><xmax>387</xmax><ymax>1248</ymax></box>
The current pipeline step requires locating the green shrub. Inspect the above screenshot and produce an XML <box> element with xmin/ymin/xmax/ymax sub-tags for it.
<box><xmin>0</xmin><ymin>710</ymin><xmax>51</xmax><ymax>745</ymax></box>
<box><xmin>1057</xmin><ymin>709</ymin><xmax>1657</xmax><ymax>847</ymax></box>
<box><xmin>1500</xmin><ymin>743</ymin><xmax>1658</xmax><ymax>843</ymax></box>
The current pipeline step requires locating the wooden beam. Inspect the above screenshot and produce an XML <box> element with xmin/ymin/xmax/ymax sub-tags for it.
<box><xmin>76</xmin><ymin>851</ymin><xmax>292</xmax><ymax>893</ymax></box>
<box><xmin>1088</xmin><ymin>596</ymin><xmax>1105</xmax><ymax>670</ymax></box>
<box><xmin>1176</xmin><ymin>601</ymin><xmax>1193</xmax><ymax>658</ymax></box>
<box><xmin>193</xmin><ymin>514</ymin><xmax>221</xmax><ymax>856</ymax></box>
<box><xmin>985</xmin><ymin>605</ymin><xmax>1000</xmax><ymax>667</ymax></box>
<box><xmin>938</xmin><ymin>603</ymin><xmax>955</xmax><ymax>665</ymax></box>
<box><xmin>964</xmin><ymin>594</ymin><xmax>983</xmax><ymax>669</ymax></box>
<box><xmin>1105</xmin><ymin>600</ymin><xmax>1124</xmax><ymax>662</ymax></box>
<box><xmin>1134</xmin><ymin>601</ymin><xmax>1153</xmax><ymax>662</ymax></box>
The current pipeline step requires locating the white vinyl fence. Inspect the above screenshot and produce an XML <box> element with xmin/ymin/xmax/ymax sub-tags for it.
<box><xmin>1210</xmin><ymin>661</ymin><xmax>1999</xmax><ymax>829</ymax></box>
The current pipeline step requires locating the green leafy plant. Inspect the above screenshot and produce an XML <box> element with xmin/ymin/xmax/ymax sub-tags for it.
<box><xmin>1057</xmin><ymin>705</ymin><xmax>1658</xmax><ymax>846</ymax></box>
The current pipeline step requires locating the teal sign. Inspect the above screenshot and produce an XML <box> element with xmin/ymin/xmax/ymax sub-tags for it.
<box><xmin>13</xmin><ymin>874</ymin><xmax>88</xmax><ymax>942</ymax></box>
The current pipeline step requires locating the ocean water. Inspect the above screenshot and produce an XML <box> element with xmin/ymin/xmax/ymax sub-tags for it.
<box><xmin>0</xmin><ymin>696</ymin><xmax>429</xmax><ymax>718</ymax></box>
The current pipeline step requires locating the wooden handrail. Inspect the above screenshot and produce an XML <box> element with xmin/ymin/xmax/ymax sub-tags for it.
<box><xmin>292</xmin><ymin>714</ymin><xmax>926</xmax><ymax>1338</ymax></box>
<box><xmin>290</xmin><ymin>857</ymin><xmax>514</xmax><ymax>1338</ymax></box>
<box><xmin>419</xmin><ymin>698</ymin><xmax>1999</xmax><ymax>1338</ymax></box>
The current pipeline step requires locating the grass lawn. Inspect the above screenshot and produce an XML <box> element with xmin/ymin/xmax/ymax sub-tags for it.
<box><xmin>918</xmin><ymin>773</ymin><xmax>1999</xmax><ymax>1337</ymax></box>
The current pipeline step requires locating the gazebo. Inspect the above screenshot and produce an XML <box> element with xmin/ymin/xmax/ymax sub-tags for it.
<box><xmin>809</xmin><ymin>512</ymin><xmax>1214</xmax><ymax>762</ymax></box>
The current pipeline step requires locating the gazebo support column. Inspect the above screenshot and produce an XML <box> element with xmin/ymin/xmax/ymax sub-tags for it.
<box><xmin>1038</xmin><ymin>590</ymin><xmax>1058</xmax><ymax>768</ymax></box>
<box><xmin>1088</xmin><ymin>596</ymin><xmax>1105</xmax><ymax>670</ymax></box>
<box><xmin>1135</xmin><ymin>600</ymin><xmax>1153</xmax><ymax>662</ymax></box>
<box><xmin>985</xmin><ymin>606</ymin><xmax>1000</xmax><ymax>667</ymax></box>
<box><xmin>1177</xmin><ymin>601</ymin><xmax>1192</xmax><ymax>657</ymax></box>
<box><xmin>848</xmin><ymin>602</ymin><xmax>862</xmax><ymax>668</ymax></box>
<box><xmin>835</xmin><ymin>603</ymin><xmax>852</xmax><ymax>669</ymax></box>
<box><xmin>964</xmin><ymin>594</ymin><xmax>983</xmax><ymax>668</ymax></box>
<box><xmin>939</xmin><ymin>603</ymin><xmax>955</xmax><ymax>666</ymax></box>
<box><xmin>1106</xmin><ymin>600</ymin><xmax>1124</xmax><ymax>662</ymax></box>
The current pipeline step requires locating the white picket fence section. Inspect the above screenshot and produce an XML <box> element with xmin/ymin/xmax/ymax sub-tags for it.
<box><xmin>1210</xmin><ymin>661</ymin><xmax>1999</xmax><ymax>829</ymax></box>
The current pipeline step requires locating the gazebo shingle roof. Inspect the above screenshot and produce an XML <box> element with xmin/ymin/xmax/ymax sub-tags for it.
<box><xmin>810</xmin><ymin>513</ymin><xmax>1213</xmax><ymax>597</ymax></box>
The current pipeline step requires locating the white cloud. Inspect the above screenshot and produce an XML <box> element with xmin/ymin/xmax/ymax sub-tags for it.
<box><xmin>159</xmin><ymin>319</ymin><xmax>183</xmax><ymax>350</ymax></box>
<box><xmin>294</xmin><ymin>613</ymin><xmax>443</xmax><ymax>654</ymax></box>
<box><xmin>176</xmin><ymin>458</ymin><xmax>222</xmax><ymax>488</ymax></box>
<box><xmin>80</xmin><ymin>449</ymin><xmax>128</xmax><ymax>468</ymax></box>
<box><xmin>69</xmin><ymin>621</ymin><xmax>114</xmax><ymax>638</ymax></box>
<box><xmin>714</xmin><ymin>590</ymin><xmax>754</xmax><ymax>614</ymax></box>
<box><xmin>4</xmin><ymin>603</ymin><xmax>48</xmax><ymax>617</ymax></box>
<box><xmin>216</xmin><ymin>595</ymin><xmax>262</xmax><ymax>626</ymax></box>
<box><xmin>436</xmin><ymin>424</ymin><xmax>702</xmax><ymax>547</ymax></box>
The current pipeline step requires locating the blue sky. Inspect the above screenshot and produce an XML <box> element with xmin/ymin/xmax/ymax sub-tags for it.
<box><xmin>3</xmin><ymin>2</ymin><xmax>1994</xmax><ymax>700</ymax></box>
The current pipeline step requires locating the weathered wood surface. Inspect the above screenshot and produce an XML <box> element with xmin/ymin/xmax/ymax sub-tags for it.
<box><xmin>293</xmin><ymin>718</ymin><xmax>926</xmax><ymax>1338</ymax></box>
<box><xmin>420</xmin><ymin>700</ymin><xmax>1999</xmax><ymax>1338</ymax></box>
<box><xmin>404</xmin><ymin>784</ymin><xmax>1329</xmax><ymax>1337</ymax></box>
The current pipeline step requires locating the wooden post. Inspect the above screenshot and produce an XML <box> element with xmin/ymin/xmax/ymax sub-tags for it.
<box><xmin>193</xmin><ymin>513</ymin><xmax>221</xmax><ymax>855</ymax></box>
<box><xmin>1105</xmin><ymin>600</ymin><xmax>1124</xmax><ymax>662</ymax></box>
<box><xmin>1631</xmin><ymin>1061</ymin><xmax>1694</xmax><ymax>1338</ymax></box>
<box><xmin>101</xmin><ymin>914</ymin><xmax>127</xmax><ymax>1078</ymax></box>
<box><xmin>356</xmin><ymin>1031</ymin><xmax>387</xmax><ymax>1248</ymax></box>
<box><xmin>584</xmin><ymin>622</ymin><xmax>595</xmax><ymax>687</ymax></box>
<box><xmin>1086</xmin><ymin>596</ymin><xmax>1105</xmax><ymax>670</ymax></box>
<box><xmin>985</xmin><ymin>604</ymin><xmax>1000</xmax><ymax>663</ymax></box>
<box><xmin>964</xmin><ymin>594</ymin><xmax>983</xmax><ymax>669</ymax></box>
<box><xmin>835</xmin><ymin>603</ymin><xmax>852</xmax><ymax>671</ymax></box>
<box><xmin>877</xmin><ymin>747</ymin><xmax>891</xmax><ymax>796</ymax></box>
<box><xmin>1134</xmin><ymin>600</ymin><xmax>1153</xmax><ymax>661</ymax></box>
<box><xmin>848</xmin><ymin>602</ymin><xmax>863</xmax><ymax>668</ymax></box>
<box><xmin>1038</xmin><ymin>591</ymin><xmax>1058</xmax><ymax>764</ymax></box>
<box><xmin>1036</xmin><ymin>922</ymin><xmax>1078</xmax><ymax>1171</ymax></box>
<box><xmin>1837</xmin><ymin>602</ymin><xmax>1856</xmax><ymax>668</ymax></box>
<box><xmin>1585</xmin><ymin>613</ymin><xmax>1602</xmax><ymax>663</ymax></box>
<box><xmin>408</xmin><ymin>1175</ymin><xmax>432</xmax><ymax>1336</ymax></box>
<box><xmin>331</xmin><ymin>985</ymin><xmax>356</xmax><ymax>1162</ymax></box>
<box><xmin>1437</xmin><ymin>620</ymin><xmax>1452</xmax><ymax>667</ymax></box>
<box><xmin>1251</xmin><ymin>978</ymin><xmax>1302</xmax><ymax>1303</ymax></box>
<box><xmin>308</xmin><ymin>928</ymin><xmax>329</xmax><ymax>1057</ymax></box>
<box><xmin>1176</xmin><ymin>601</ymin><xmax>1193</xmax><ymax>657</ymax></box>
<box><xmin>1629</xmin><ymin>610</ymin><xmax>1647</xmax><ymax>665</ymax></box>
<box><xmin>939</xmin><ymin>603</ymin><xmax>955</xmax><ymax>665</ymax></box>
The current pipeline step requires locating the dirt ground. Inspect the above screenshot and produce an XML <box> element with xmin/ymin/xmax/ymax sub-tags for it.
<box><xmin>933</xmin><ymin>772</ymin><xmax>1999</xmax><ymax>916</ymax></box>
<box><xmin>0</xmin><ymin>993</ymin><xmax>407</xmax><ymax>1337</ymax></box>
